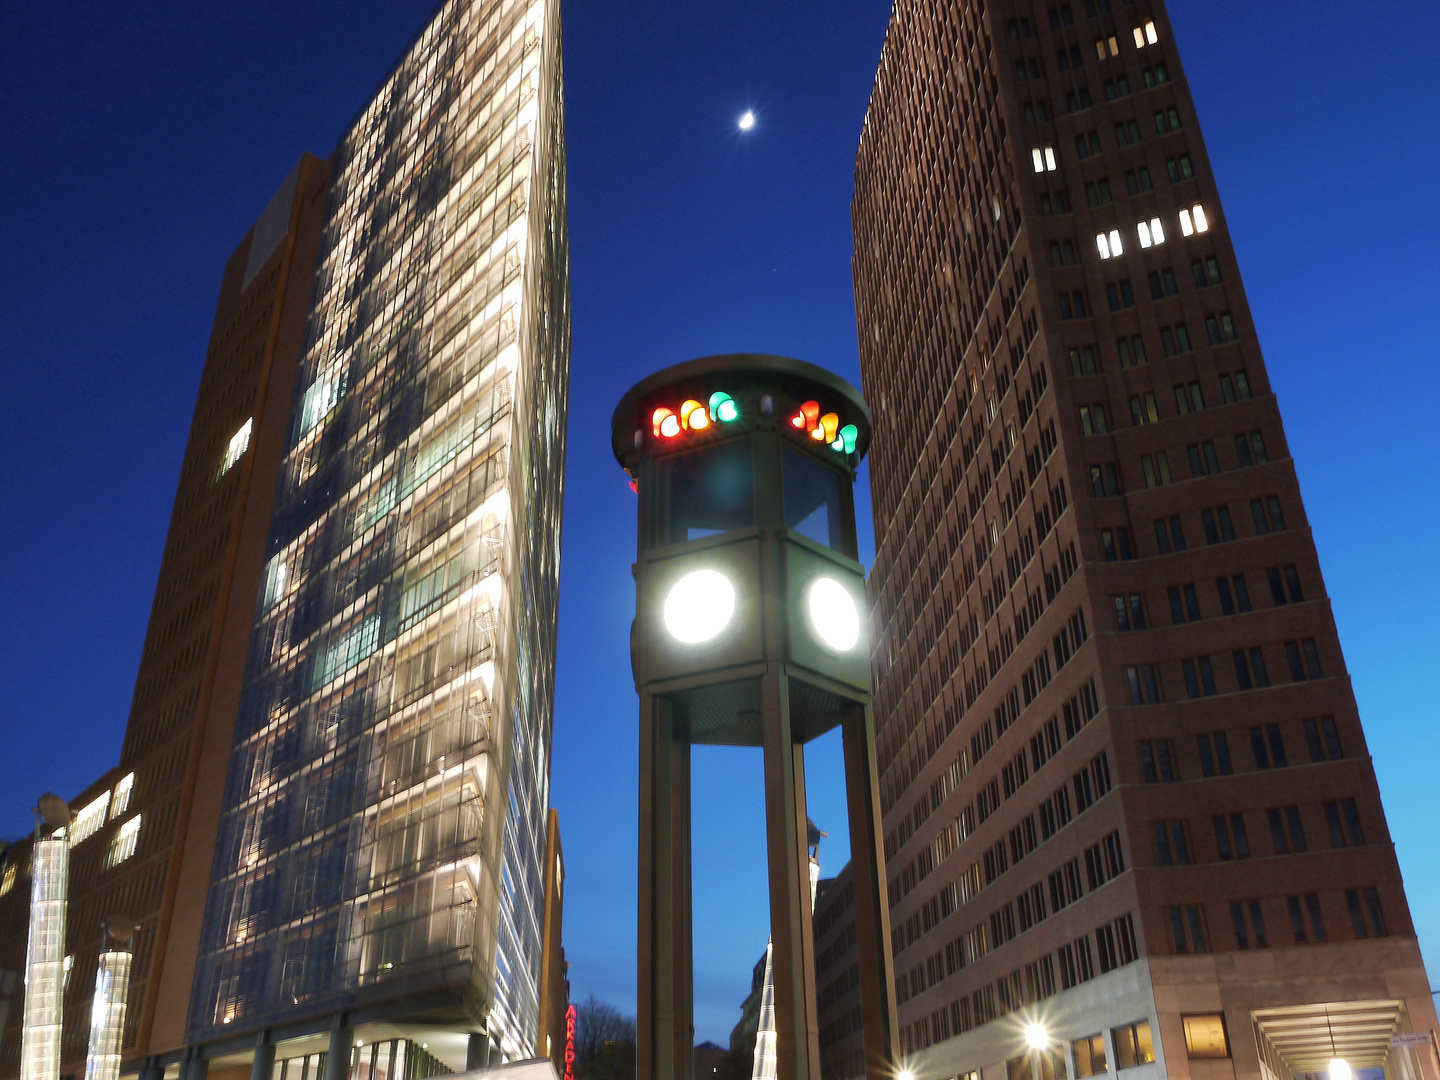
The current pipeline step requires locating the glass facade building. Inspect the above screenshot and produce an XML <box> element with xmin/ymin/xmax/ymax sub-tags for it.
<box><xmin>186</xmin><ymin>0</ymin><xmax>568</xmax><ymax>1061</ymax></box>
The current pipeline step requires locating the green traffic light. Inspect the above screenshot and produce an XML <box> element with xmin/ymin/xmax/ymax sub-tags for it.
<box><xmin>709</xmin><ymin>391</ymin><xmax>739</xmax><ymax>423</ymax></box>
<box><xmin>839</xmin><ymin>423</ymin><xmax>858</xmax><ymax>453</ymax></box>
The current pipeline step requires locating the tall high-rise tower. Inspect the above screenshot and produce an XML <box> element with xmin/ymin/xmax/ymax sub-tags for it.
<box><xmin>852</xmin><ymin>4</ymin><xmax>1434</xmax><ymax>1080</ymax></box>
<box><xmin>186</xmin><ymin>0</ymin><xmax>568</xmax><ymax>1067</ymax></box>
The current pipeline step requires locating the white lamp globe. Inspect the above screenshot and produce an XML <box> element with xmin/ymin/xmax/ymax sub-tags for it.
<box><xmin>1025</xmin><ymin>1023</ymin><xmax>1048</xmax><ymax>1050</ymax></box>
<box><xmin>1329</xmin><ymin>1060</ymin><xmax>1351</xmax><ymax>1080</ymax></box>
<box><xmin>808</xmin><ymin>577</ymin><xmax>860</xmax><ymax>652</ymax></box>
<box><xmin>664</xmin><ymin>570</ymin><xmax>736</xmax><ymax>644</ymax></box>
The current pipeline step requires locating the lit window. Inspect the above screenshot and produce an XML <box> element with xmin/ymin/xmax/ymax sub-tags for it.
<box><xmin>0</xmin><ymin>865</ymin><xmax>15</xmax><ymax>897</ymax></box>
<box><xmin>1033</xmin><ymin>146</ymin><xmax>1058</xmax><ymax>173</ymax></box>
<box><xmin>1097</xmin><ymin>233</ymin><xmax>1111</xmax><ymax>259</ymax></box>
<box><xmin>1134</xmin><ymin>21</ymin><xmax>1158</xmax><ymax>47</ymax></box>
<box><xmin>105</xmin><ymin>817</ymin><xmax>141</xmax><ymax>869</ymax></box>
<box><xmin>71</xmin><ymin>792</ymin><xmax>111</xmax><ymax>845</ymax></box>
<box><xmin>1097</xmin><ymin>229</ymin><xmax>1123</xmax><ymax>259</ymax></box>
<box><xmin>1179</xmin><ymin>204</ymin><xmax>1209</xmax><ymax>237</ymax></box>
<box><xmin>1146</xmin><ymin>21</ymin><xmax>1159</xmax><ymax>44</ymax></box>
<box><xmin>221</xmin><ymin>418</ymin><xmax>253</xmax><ymax>475</ymax></box>
<box><xmin>1046</xmin><ymin>147</ymin><xmax>1057</xmax><ymax>171</ymax></box>
<box><xmin>111</xmin><ymin>773</ymin><xmax>135</xmax><ymax>819</ymax></box>
<box><xmin>1138</xmin><ymin>218</ymin><xmax>1165</xmax><ymax>248</ymax></box>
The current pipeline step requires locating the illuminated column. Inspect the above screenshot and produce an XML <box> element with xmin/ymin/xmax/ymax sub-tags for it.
<box><xmin>21</xmin><ymin>832</ymin><xmax>68</xmax><ymax>1080</ymax></box>
<box><xmin>83</xmin><ymin>951</ymin><xmax>132</xmax><ymax>1080</ymax></box>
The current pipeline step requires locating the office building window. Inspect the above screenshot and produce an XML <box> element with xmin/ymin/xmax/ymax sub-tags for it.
<box><xmin>1183</xmin><ymin>1015</ymin><xmax>1230</xmax><ymax>1059</ymax></box>
<box><xmin>1201</xmin><ymin>506</ymin><xmax>1235</xmax><ymax>543</ymax></box>
<box><xmin>1153</xmin><ymin>515</ymin><xmax>1185</xmax><ymax>553</ymax></box>
<box><xmin>1268</xmin><ymin>807</ymin><xmax>1307</xmax><ymax>854</ymax></box>
<box><xmin>1114</xmin><ymin>593</ymin><xmax>1146</xmax><ymax>630</ymax></box>
<box><xmin>1216</xmin><ymin>574</ymin><xmax>1251</xmax><ymax>615</ymax></box>
<box><xmin>1073</xmin><ymin>1035</ymin><xmax>1107</xmax><ymax>1078</ymax></box>
<box><xmin>1126</xmin><ymin>168</ymin><xmax>1154</xmax><ymax>195</ymax></box>
<box><xmin>1206</xmin><ymin>313</ymin><xmax>1238</xmax><ymax>344</ymax></box>
<box><xmin>1097</xmin><ymin>229</ymin><xmax>1124</xmax><ymax>259</ymax></box>
<box><xmin>1113</xmin><ymin>1021</ymin><xmax>1155</xmax><ymax>1068</ymax></box>
<box><xmin>1267</xmin><ymin>565</ymin><xmax>1303</xmax><ymax>605</ymax></box>
<box><xmin>1169</xmin><ymin>907</ymin><xmax>1207</xmax><ymax>953</ymax></box>
<box><xmin>1181</xmin><ymin>657</ymin><xmax>1217</xmax><ymax>698</ymax></box>
<box><xmin>1232</xmin><ymin>900</ymin><xmax>1268</xmax><ymax>948</ymax></box>
<box><xmin>1197</xmin><ymin>732</ymin><xmax>1233</xmax><ymax>777</ymax></box>
<box><xmin>1303</xmin><ymin>717</ymin><xmax>1343</xmax><ymax>762</ymax></box>
<box><xmin>1077</xmin><ymin>130</ymin><xmax>1104</xmax><ymax>157</ymax></box>
<box><xmin>1102</xmin><ymin>527</ymin><xmax>1136</xmax><ymax>561</ymax></box>
<box><xmin>1187</xmin><ymin>441</ymin><xmax>1220</xmax><ymax>477</ymax></box>
<box><xmin>1127</xmin><ymin>665</ymin><xmax>1161</xmax><ymax>704</ymax></box>
<box><xmin>1233</xmin><ymin>648</ymin><xmax>1270</xmax><ymax>690</ymax></box>
<box><xmin>1160</xmin><ymin>323</ymin><xmax>1192</xmax><ymax>355</ymax></box>
<box><xmin>1212</xmin><ymin>813</ymin><xmax>1250</xmax><ymax>860</ymax></box>
<box><xmin>1117</xmin><ymin>334</ymin><xmax>1147</xmax><ymax>367</ymax></box>
<box><xmin>1059</xmin><ymin>290</ymin><xmax>1089</xmax><ymax>319</ymax></box>
<box><xmin>1168</xmin><ymin>583</ymin><xmax>1200</xmax><ymax>624</ymax></box>
<box><xmin>1051</xmin><ymin>238</ymin><xmax>1082</xmax><ymax>266</ymax></box>
<box><xmin>1166</xmin><ymin>155</ymin><xmax>1195</xmax><ymax>182</ymax></box>
<box><xmin>1220</xmin><ymin>370</ymin><xmax>1252</xmax><ymax>402</ymax></box>
<box><xmin>1286</xmin><ymin>638</ymin><xmax>1324</xmax><ymax>681</ymax></box>
<box><xmin>1174</xmin><ymin>380</ymin><xmax>1204</xmax><ymax>414</ymax></box>
<box><xmin>1133</xmin><ymin>20</ymin><xmax>1159</xmax><ymax>47</ymax></box>
<box><xmin>1107</xmin><ymin>279</ymin><xmax>1136</xmax><ymax>310</ymax></box>
<box><xmin>1287</xmin><ymin>894</ymin><xmax>1327</xmax><ymax>942</ymax></box>
<box><xmin>1179</xmin><ymin>204</ymin><xmax>1209</xmax><ymax>234</ymax></box>
<box><xmin>1142</xmin><ymin>64</ymin><xmax>1169</xmax><ymax>86</ymax></box>
<box><xmin>1148</xmin><ymin>268</ymin><xmax>1178</xmax><ymax>299</ymax></box>
<box><xmin>1250</xmin><ymin>723</ymin><xmax>1287</xmax><ymax>768</ymax></box>
<box><xmin>1251</xmin><ymin>495</ymin><xmax>1287</xmax><ymax>533</ymax></box>
<box><xmin>1324</xmin><ymin>799</ymin><xmax>1365</xmax><ymax>847</ymax></box>
<box><xmin>1091</xmin><ymin>463</ymin><xmax>1123</xmax><ymax>497</ymax></box>
<box><xmin>105</xmin><ymin>816</ymin><xmax>142</xmax><ymax>869</ymax></box>
<box><xmin>1140</xmin><ymin>740</ymin><xmax>1176</xmax><ymax>782</ymax></box>
<box><xmin>1154</xmin><ymin>821</ymin><xmax>1191</xmax><ymax>865</ymax></box>
<box><xmin>1141</xmin><ymin>452</ymin><xmax>1172</xmax><ymax>488</ymax></box>
<box><xmin>1032</xmin><ymin>146</ymin><xmax>1060</xmax><ymax>172</ymax></box>
<box><xmin>1155</xmin><ymin>107</ymin><xmax>1182</xmax><ymax>133</ymax></box>
<box><xmin>1137</xmin><ymin>216</ymin><xmax>1165</xmax><ymax>247</ymax></box>
<box><xmin>1070</xmin><ymin>345</ymin><xmax>1100</xmax><ymax>374</ymax></box>
<box><xmin>1079</xmin><ymin>404</ymin><xmax>1109</xmax><ymax>435</ymax></box>
<box><xmin>1192</xmin><ymin>256</ymin><xmax>1222</xmax><ymax>287</ymax></box>
<box><xmin>1235</xmin><ymin>430</ymin><xmax>1268</xmax><ymax>467</ymax></box>
<box><xmin>111</xmin><ymin>773</ymin><xmax>135</xmax><ymax>818</ymax></box>
<box><xmin>1130</xmin><ymin>392</ymin><xmax>1159</xmax><ymax>425</ymax></box>
<box><xmin>1346</xmin><ymin>888</ymin><xmax>1387</xmax><ymax>938</ymax></box>
<box><xmin>1115</xmin><ymin>118</ymin><xmax>1142</xmax><ymax>146</ymax></box>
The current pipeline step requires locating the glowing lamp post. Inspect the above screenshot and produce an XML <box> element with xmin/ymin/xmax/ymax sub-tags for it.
<box><xmin>84</xmin><ymin>915</ymin><xmax>136</xmax><ymax>1080</ymax></box>
<box><xmin>613</xmin><ymin>355</ymin><xmax>898</xmax><ymax>1080</ymax></box>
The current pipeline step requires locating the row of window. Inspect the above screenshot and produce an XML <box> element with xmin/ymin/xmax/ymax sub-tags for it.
<box><xmin>1170</xmin><ymin>888</ymin><xmax>1387</xmax><ymax>955</ymax></box>
<box><xmin>1152</xmin><ymin>796</ymin><xmax>1365</xmax><ymax>866</ymax></box>
<box><xmin>1112</xmin><ymin>562</ymin><xmax>1298</xmax><ymax>631</ymax></box>
<box><xmin>1100</xmin><ymin>493</ymin><xmax>1287</xmax><ymax>563</ymax></box>
<box><xmin>1140</xmin><ymin>717</ymin><xmax>1344</xmax><ymax>786</ymax></box>
<box><xmin>1126</xmin><ymin>636</ymin><xmax>1323</xmax><ymax>703</ymax></box>
<box><xmin>1092</xmin><ymin>205</ymin><xmax>1206</xmax><ymax>260</ymax></box>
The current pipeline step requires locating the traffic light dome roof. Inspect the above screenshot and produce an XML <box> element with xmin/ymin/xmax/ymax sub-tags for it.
<box><xmin>611</xmin><ymin>353</ymin><xmax>872</xmax><ymax>470</ymax></box>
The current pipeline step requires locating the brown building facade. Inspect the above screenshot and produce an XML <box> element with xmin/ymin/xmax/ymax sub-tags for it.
<box><xmin>0</xmin><ymin>154</ymin><xmax>331</xmax><ymax>1078</ymax></box>
<box><xmin>851</xmin><ymin>4</ymin><xmax>1436</xmax><ymax>1080</ymax></box>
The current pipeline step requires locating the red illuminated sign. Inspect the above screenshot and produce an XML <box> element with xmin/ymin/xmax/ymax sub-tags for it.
<box><xmin>564</xmin><ymin>1004</ymin><xmax>577</xmax><ymax>1080</ymax></box>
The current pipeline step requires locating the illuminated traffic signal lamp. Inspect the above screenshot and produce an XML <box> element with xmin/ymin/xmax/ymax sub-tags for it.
<box><xmin>709</xmin><ymin>391</ymin><xmax>739</xmax><ymax>423</ymax></box>
<box><xmin>791</xmin><ymin>400</ymin><xmax>820</xmax><ymax>433</ymax></box>
<box><xmin>680</xmin><ymin>399</ymin><xmax>709</xmax><ymax>431</ymax></box>
<box><xmin>653</xmin><ymin>407</ymin><xmax>680</xmax><ymax>439</ymax></box>
<box><xmin>835</xmin><ymin>424</ymin><xmax>859</xmax><ymax>454</ymax></box>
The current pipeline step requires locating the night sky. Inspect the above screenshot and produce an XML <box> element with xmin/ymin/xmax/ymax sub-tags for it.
<box><xmin>2</xmin><ymin>0</ymin><xmax>1439</xmax><ymax>1047</ymax></box>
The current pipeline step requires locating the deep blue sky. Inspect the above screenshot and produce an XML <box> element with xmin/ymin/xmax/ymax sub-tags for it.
<box><xmin>2</xmin><ymin>0</ymin><xmax>1439</xmax><ymax>1047</ymax></box>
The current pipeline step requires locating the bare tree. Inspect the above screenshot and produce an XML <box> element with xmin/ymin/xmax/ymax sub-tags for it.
<box><xmin>573</xmin><ymin>995</ymin><xmax>636</xmax><ymax>1080</ymax></box>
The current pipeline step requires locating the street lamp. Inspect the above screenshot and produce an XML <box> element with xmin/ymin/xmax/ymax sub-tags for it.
<box><xmin>1025</xmin><ymin>1023</ymin><xmax>1049</xmax><ymax>1080</ymax></box>
<box><xmin>1329</xmin><ymin>1059</ymin><xmax>1351</xmax><ymax>1080</ymax></box>
<box><xmin>21</xmin><ymin>793</ymin><xmax>70</xmax><ymax>1080</ymax></box>
<box><xmin>614</xmin><ymin>354</ymin><xmax>893</xmax><ymax>1080</ymax></box>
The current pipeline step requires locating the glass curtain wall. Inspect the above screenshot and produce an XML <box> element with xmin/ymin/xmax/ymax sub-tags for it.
<box><xmin>186</xmin><ymin>0</ymin><xmax>568</xmax><ymax>1059</ymax></box>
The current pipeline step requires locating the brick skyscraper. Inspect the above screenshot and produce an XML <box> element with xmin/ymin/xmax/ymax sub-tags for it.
<box><xmin>852</xmin><ymin>3</ymin><xmax>1436</xmax><ymax>1080</ymax></box>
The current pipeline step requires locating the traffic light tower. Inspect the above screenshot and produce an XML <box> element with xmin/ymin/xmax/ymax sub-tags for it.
<box><xmin>611</xmin><ymin>354</ymin><xmax>899</xmax><ymax>1080</ymax></box>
